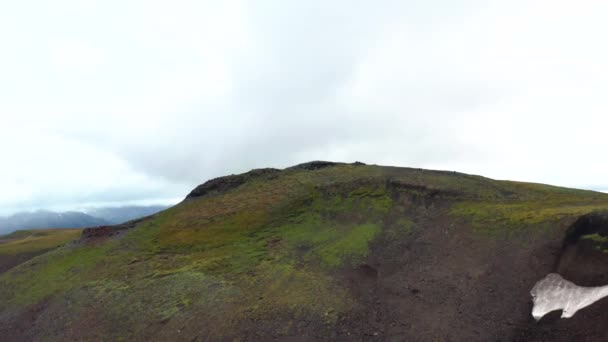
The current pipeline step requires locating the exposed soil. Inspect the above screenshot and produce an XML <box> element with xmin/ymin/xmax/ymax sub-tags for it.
<box><xmin>324</xmin><ymin>197</ymin><xmax>608</xmax><ymax>341</ymax></box>
<box><xmin>334</xmin><ymin>204</ymin><xmax>561</xmax><ymax>341</ymax></box>
<box><xmin>507</xmin><ymin>212</ymin><xmax>608</xmax><ymax>341</ymax></box>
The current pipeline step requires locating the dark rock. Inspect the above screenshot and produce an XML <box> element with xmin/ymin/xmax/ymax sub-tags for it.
<box><xmin>185</xmin><ymin>168</ymin><xmax>280</xmax><ymax>200</ymax></box>
<box><xmin>288</xmin><ymin>161</ymin><xmax>338</xmax><ymax>171</ymax></box>
<box><xmin>555</xmin><ymin>211</ymin><xmax>608</xmax><ymax>286</ymax></box>
<box><xmin>186</xmin><ymin>161</ymin><xmax>367</xmax><ymax>201</ymax></box>
<box><xmin>80</xmin><ymin>216</ymin><xmax>148</xmax><ymax>241</ymax></box>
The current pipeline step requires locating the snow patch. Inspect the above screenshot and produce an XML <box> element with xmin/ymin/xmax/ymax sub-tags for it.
<box><xmin>531</xmin><ymin>273</ymin><xmax>608</xmax><ymax>321</ymax></box>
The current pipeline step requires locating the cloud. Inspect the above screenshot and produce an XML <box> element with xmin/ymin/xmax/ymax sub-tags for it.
<box><xmin>0</xmin><ymin>128</ymin><xmax>182</xmax><ymax>215</ymax></box>
<box><xmin>1</xmin><ymin>0</ymin><xmax>608</xmax><ymax>213</ymax></box>
<box><xmin>49</xmin><ymin>40</ymin><xmax>108</xmax><ymax>70</ymax></box>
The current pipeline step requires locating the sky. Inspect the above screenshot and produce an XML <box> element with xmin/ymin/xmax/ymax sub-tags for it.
<box><xmin>1</xmin><ymin>0</ymin><xmax>608</xmax><ymax>215</ymax></box>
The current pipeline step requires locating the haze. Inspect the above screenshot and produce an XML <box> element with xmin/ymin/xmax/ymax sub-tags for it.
<box><xmin>2</xmin><ymin>0</ymin><xmax>608</xmax><ymax>215</ymax></box>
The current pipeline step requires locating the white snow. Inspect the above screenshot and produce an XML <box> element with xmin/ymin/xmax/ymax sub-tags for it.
<box><xmin>531</xmin><ymin>273</ymin><xmax>608</xmax><ymax>321</ymax></box>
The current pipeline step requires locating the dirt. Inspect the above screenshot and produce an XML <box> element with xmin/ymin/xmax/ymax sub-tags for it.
<box><xmin>324</xmin><ymin>194</ymin><xmax>608</xmax><ymax>341</ymax></box>
<box><xmin>507</xmin><ymin>212</ymin><xmax>608</xmax><ymax>341</ymax></box>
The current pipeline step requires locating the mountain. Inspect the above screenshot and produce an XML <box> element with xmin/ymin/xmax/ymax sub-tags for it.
<box><xmin>0</xmin><ymin>211</ymin><xmax>108</xmax><ymax>235</ymax></box>
<box><xmin>0</xmin><ymin>206</ymin><xmax>170</xmax><ymax>235</ymax></box>
<box><xmin>84</xmin><ymin>205</ymin><xmax>170</xmax><ymax>225</ymax></box>
<box><xmin>2</xmin><ymin>161</ymin><xmax>608</xmax><ymax>341</ymax></box>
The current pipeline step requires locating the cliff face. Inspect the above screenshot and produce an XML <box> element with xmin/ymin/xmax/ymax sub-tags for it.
<box><xmin>2</xmin><ymin>162</ymin><xmax>608</xmax><ymax>341</ymax></box>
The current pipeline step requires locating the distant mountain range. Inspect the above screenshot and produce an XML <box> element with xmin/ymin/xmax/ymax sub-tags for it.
<box><xmin>83</xmin><ymin>205</ymin><xmax>169</xmax><ymax>226</ymax></box>
<box><xmin>0</xmin><ymin>205</ymin><xmax>169</xmax><ymax>235</ymax></box>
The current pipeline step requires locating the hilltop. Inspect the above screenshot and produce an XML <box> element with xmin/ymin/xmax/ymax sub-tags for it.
<box><xmin>2</xmin><ymin>162</ymin><xmax>608</xmax><ymax>341</ymax></box>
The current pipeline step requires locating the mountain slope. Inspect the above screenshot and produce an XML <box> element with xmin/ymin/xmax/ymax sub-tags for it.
<box><xmin>0</xmin><ymin>211</ymin><xmax>108</xmax><ymax>234</ymax></box>
<box><xmin>0</xmin><ymin>229</ymin><xmax>82</xmax><ymax>273</ymax></box>
<box><xmin>2</xmin><ymin>162</ymin><xmax>608</xmax><ymax>341</ymax></box>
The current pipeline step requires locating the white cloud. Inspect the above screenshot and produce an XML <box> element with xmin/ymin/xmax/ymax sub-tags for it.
<box><xmin>49</xmin><ymin>41</ymin><xmax>108</xmax><ymax>70</ymax></box>
<box><xmin>1</xmin><ymin>0</ymin><xmax>608</xmax><ymax>214</ymax></box>
<box><xmin>0</xmin><ymin>127</ymin><xmax>185</xmax><ymax>215</ymax></box>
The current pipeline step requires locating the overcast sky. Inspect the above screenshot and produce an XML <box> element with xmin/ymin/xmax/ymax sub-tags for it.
<box><xmin>1</xmin><ymin>0</ymin><xmax>608</xmax><ymax>215</ymax></box>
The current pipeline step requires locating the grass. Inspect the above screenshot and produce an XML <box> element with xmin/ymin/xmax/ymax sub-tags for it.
<box><xmin>0</xmin><ymin>165</ymin><xmax>396</xmax><ymax>339</ymax></box>
<box><xmin>582</xmin><ymin>233</ymin><xmax>608</xmax><ymax>243</ymax></box>
<box><xmin>449</xmin><ymin>183</ymin><xmax>608</xmax><ymax>233</ymax></box>
<box><xmin>0</xmin><ymin>229</ymin><xmax>82</xmax><ymax>255</ymax></box>
<box><xmin>1</xmin><ymin>241</ymin><xmax>112</xmax><ymax>304</ymax></box>
<box><xmin>581</xmin><ymin>233</ymin><xmax>608</xmax><ymax>253</ymax></box>
<box><xmin>3</xmin><ymin>163</ymin><xmax>608</xmax><ymax>339</ymax></box>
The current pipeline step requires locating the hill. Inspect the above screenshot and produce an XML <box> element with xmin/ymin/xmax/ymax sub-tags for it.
<box><xmin>2</xmin><ymin>162</ymin><xmax>608</xmax><ymax>341</ymax></box>
<box><xmin>0</xmin><ymin>229</ymin><xmax>82</xmax><ymax>274</ymax></box>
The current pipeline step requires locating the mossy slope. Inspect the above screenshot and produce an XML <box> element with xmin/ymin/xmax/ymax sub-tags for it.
<box><xmin>0</xmin><ymin>228</ymin><xmax>82</xmax><ymax>274</ymax></box>
<box><xmin>0</xmin><ymin>229</ymin><xmax>82</xmax><ymax>255</ymax></box>
<box><xmin>2</xmin><ymin>163</ymin><xmax>608</xmax><ymax>341</ymax></box>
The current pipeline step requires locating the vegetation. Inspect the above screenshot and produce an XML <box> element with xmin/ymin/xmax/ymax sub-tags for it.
<box><xmin>581</xmin><ymin>233</ymin><xmax>608</xmax><ymax>253</ymax></box>
<box><xmin>0</xmin><ymin>229</ymin><xmax>82</xmax><ymax>256</ymax></box>
<box><xmin>2</xmin><ymin>163</ymin><xmax>608</xmax><ymax>340</ymax></box>
<box><xmin>450</xmin><ymin>182</ymin><xmax>608</xmax><ymax>233</ymax></box>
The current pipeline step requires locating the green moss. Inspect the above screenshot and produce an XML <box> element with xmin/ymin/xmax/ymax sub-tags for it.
<box><xmin>317</xmin><ymin>223</ymin><xmax>381</xmax><ymax>267</ymax></box>
<box><xmin>582</xmin><ymin>233</ymin><xmax>608</xmax><ymax>243</ymax></box>
<box><xmin>0</xmin><ymin>170</ymin><xmax>392</xmax><ymax>335</ymax></box>
<box><xmin>280</xmin><ymin>219</ymin><xmax>381</xmax><ymax>267</ymax></box>
<box><xmin>276</xmin><ymin>185</ymin><xmax>390</xmax><ymax>267</ymax></box>
<box><xmin>240</xmin><ymin>261</ymin><xmax>355</xmax><ymax>315</ymax></box>
<box><xmin>581</xmin><ymin>233</ymin><xmax>608</xmax><ymax>254</ymax></box>
<box><xmin>447</xmin><ymin>177</ymin><xmax>608</xmax><ymax>233</ymax></box>
<box><xmin>450</xmin><ymin>201</ymin><xmax>608</xmax><ymax>233</ymax></box>
<box><xmin>1</xmin><ymin>242</ymin><xmax>112</xmax><ymax>304</ymax></box>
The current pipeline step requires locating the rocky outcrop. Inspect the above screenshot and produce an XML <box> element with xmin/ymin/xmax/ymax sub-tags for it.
<box><xmin>80</xmin><ymin>216</ymin><xmax>149</xmax><ymax>241</ymax></box>
<box><xmin>288</xmin><ymin>161</ymin><xmax>340</xmax><ymax>170</ymax></box>
<box><xmin>186</xmin><ymin>161</ymin><xmax>368</xmax><ymax>201</ymax></box>
<box><xmin>185</xmin><ymin>168</ymin><xmax>280</xmax><ymax>200</ymax></box>
<box><xmin>556</xmin><ymin>211</ymin><xmax>608</xmax><ymax>286</ymax></box>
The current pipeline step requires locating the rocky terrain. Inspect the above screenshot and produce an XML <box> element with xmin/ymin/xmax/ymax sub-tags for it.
<box><xmin>2</xmin><ymin>162</ymin><xmax>608</xmax><ymax>341</ymax></box>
